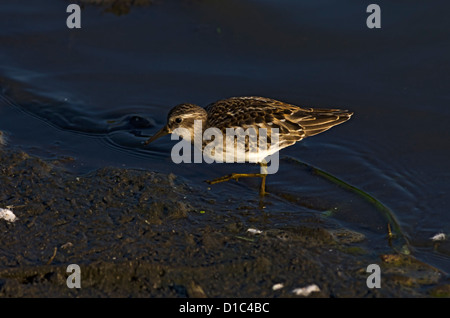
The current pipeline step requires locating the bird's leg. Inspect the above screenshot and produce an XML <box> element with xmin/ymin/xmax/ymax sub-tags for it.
<box><xmin>259</xmin><ymin>160</ymin><xmax>268</xmax><ymax>196</ymax></box>
<box><xmin>206</xmin><ymin>161</ymin><xmax>268</xmax><ymax>196</ymax></box>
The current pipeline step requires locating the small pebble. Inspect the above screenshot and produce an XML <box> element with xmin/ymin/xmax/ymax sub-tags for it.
<box><xmin>292</xmin><ymin>284</ymin><xmax>320</xmax><ymax>296</ymax></box>
<box><xmin>430</xmin><ymin>233</ymin><xmax>446</xmax><ymax>241</ymax></box>
<box><xmin>272</xmin><ymin>283</ymin><xmax>284</xmax><ymax>291</ymax></box>
<box><xmin>0</xmin><ymin>208</ymin><xmax>18</xmax><ymax>222</ymax></box>
<box><xmin>247</xmin><ymin>228</ymin><xmax>263</xmax><ymax>234</ymax></box>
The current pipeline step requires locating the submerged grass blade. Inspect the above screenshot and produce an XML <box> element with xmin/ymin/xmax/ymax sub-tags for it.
<box><xmin>284</xmin><ymin>156</ymin><xmax>410</xmax><ymax>254</ymax></box>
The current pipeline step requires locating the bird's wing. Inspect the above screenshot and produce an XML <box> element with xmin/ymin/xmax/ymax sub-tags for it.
<box><xmin>205</xmin><ymin>96</ymin><xmax>352</xmax><ymax>149</ymax></box>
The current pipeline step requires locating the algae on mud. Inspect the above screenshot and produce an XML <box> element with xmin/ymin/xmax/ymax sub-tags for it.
<box><xmin>0</xmin><ymin>146</ymin><xmax>447</xmax><ymax>297</ymax></box>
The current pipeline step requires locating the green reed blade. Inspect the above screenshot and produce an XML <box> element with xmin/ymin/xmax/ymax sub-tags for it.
<box><xmin>284</xmin><ymin>156</ymin><xmax>410</xmax><ymax>254</ymax></box>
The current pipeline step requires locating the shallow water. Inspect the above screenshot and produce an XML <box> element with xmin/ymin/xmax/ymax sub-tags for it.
<box><xmin>1</xmin><ymin>0</ymin><xmax>449</xmax><ymax>278</ymax></box>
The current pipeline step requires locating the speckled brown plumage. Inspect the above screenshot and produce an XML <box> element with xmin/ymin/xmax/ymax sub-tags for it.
<box><xmin>145</xmin><ymin>96</ymin><xmax>353</xmax><ymax>160</ymax></box>
<box><xmin>204</xmin><ymin>96</ymin><xmax>353</xmax><ymax>150</ymax></box>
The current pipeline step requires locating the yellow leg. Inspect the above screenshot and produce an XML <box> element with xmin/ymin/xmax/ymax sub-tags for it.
<box><xmin>206</xmin><ymin>161</ymin><xmax>268</xmax><ymax>196</ymax></box>
<box><xmin>260</xmin><ymin>174</ymin><xmax>267</xmax><ymax>196</ymax></box>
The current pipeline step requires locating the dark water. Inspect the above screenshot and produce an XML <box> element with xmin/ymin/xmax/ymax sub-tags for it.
<box><xmin>1</xmin><ymin>0</ymin><xmax>449</xmax><ymax>275</ymax></box>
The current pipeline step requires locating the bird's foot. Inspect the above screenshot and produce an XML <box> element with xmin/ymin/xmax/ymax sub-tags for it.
<box><xmin>206</xmin><ymin>173</ymin><xmax>268</xmax><ymax>196</ymax></box>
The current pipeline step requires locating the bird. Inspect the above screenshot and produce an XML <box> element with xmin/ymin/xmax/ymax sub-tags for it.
<box><xmin>144</xmin><ymin>96</ymin><xmax>353</xmax><ymax>196</ymax></box>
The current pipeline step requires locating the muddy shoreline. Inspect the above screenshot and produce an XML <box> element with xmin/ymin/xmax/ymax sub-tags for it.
<box><xmin>0</xmin><ymin>145</ymin><xmax>448</xmax><ymax>297</ymax></box>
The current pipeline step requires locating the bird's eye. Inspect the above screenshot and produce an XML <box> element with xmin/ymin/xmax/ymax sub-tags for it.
<box><xmin>175</xmin><ymin>117</ymin><xmax>182</xmax><ymax>123</ymax></box>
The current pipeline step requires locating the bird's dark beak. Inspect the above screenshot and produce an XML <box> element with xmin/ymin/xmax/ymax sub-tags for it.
<box><xmin>144</xmin><ymin>125</ymin><xmax>170</xmax><ymax>145</ymax></box>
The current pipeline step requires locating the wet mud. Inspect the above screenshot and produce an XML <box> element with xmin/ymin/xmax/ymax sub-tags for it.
<box><xmin>0</xmin><ymin>146</ymin><xmax>448</xmax><ymax>297</ymax></box>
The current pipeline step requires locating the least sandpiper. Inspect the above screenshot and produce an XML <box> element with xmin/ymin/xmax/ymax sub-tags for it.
<box><xmin>145</xmin><ymin>96</ymin><xmax>353</xmax><ymax>195</ymax></box>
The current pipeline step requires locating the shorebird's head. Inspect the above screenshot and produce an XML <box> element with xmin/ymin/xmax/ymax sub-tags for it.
<box><xmin>144</xmin><ymin>103</ymin><xmax>208</xmax><ymax>145</ymax></box>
